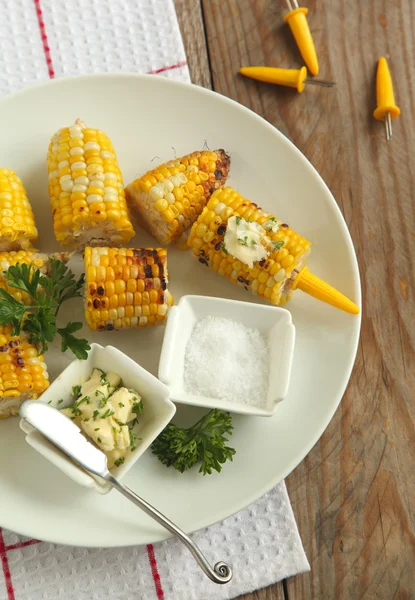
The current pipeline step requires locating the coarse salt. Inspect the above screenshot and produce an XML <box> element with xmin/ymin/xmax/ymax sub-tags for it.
<box><xmin>184</xmin><ymin>316</ymin><xmax>269</xmax><ymax>407</ymax></box>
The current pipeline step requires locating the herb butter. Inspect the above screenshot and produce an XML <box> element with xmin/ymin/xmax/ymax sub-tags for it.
<box><xmin>223</xmin><ymin>216</ymin><xmax>283</xmax><ymax>268</ymax></box>
<box><xmin>61</xmin><ymin>368</ymin><xmax>143</xmax><ymax>468</ymax></box>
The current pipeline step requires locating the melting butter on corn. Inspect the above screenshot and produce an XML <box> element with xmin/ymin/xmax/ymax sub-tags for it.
<box><xmin>61</xmin><ymin>369</ymin><xmax>142</xmax><ymax>468</ymax></box>
<box><xmin>223</xmin><ymin>216</ymin><xmax>280</xmax><ymax>269</ymax></box>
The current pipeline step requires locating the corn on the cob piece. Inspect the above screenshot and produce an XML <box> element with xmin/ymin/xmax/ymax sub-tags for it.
<box><xmin>0</xmin><ymin>250</ymin><xmax>70</xmax><ymax>306</ymax></box>
<box><xmin>188</xmin><ymin>187</ymin><xmax>311</xmax><ymax>306</ymax></box>
<box><xmin>0</xmin><ymin>325</ymin><xmax>49</xmax><ymax>418</ymax></box>
<box><xmin>125</xmin><ymin>149</ymin><xmax>231</xmax><ymax>245</ymax></box>
<box><xmin>84</xmin><ymin>246</ymin><xmax>172</xmax><ymax>331</ymax></box>
<box><xmin>0</xmin><ymin>168</ymin><xmax>38</xmax><ymax>251</ymax></box>
<box><xmin>188</xmin><ymin>187</ymin><xmax>359</xmax><ymax>313</ymax></box>
<box><xmin>47</xmin><ymin>120</ymin><xmax>135</xmax><ymax>250</ymax></box>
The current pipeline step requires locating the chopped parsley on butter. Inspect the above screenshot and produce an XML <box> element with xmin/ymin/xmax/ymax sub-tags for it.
<box><xmin>60</xmin><ymin>368</ymin><xmax>142</xmax><ymax>469</ymax></box>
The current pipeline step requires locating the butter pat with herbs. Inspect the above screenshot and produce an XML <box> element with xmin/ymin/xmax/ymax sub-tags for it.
<box><xmin>61</xmin><ymin>369</ymin><xmax>143</xmax><ymax>468</ymax></box>
<box><xmin>20</xmin><ymin>343</ymin><xmax>176</xmax><ymax>493</ymax></box>
<box><xmin>223</xmin><ymin>216</ymin><xmax>283</xmax><ymax>269</ymax></box>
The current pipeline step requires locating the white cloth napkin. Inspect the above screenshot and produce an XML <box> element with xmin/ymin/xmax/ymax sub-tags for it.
<box><xmin>1</xmin><ymin>483</ymin><xmax>309</xmax><ymax>600</ymax></box>
<box><xmin>0</xmin><ymin>0</ymin><xmax>310</xmax><ymax>598</ymax></box>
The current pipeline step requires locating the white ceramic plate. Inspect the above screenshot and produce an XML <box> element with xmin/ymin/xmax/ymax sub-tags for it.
<box><xmin>0</xmin><ymin>74</ymin><xmax>361</xmax><ymax>547</ymax></box>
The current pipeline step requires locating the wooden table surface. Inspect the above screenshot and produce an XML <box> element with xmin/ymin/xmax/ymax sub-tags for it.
<box><xmin>174</xmin><ymin>1</ymin><xmax>415</xmax><ymax>598</ymax></box>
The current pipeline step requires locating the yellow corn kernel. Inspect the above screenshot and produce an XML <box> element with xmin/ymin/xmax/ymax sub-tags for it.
<box><xmin>47</xmin><ymin>121</ymin><xmax>135</xmax><ymax>249</ymax></box>
<box><xmin>84</xmin><ymin>247</ymin><xmax>172</xmax><ymax>330</ymax></box>
<box><xmin>0</xmin><ymin>169</ymin><xmax>38</xmax><ymax>250</ymax></box>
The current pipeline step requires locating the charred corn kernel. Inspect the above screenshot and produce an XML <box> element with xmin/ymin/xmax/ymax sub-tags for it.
<box><xmin>188</xmin><ymin>187</ymin><xmax>359</xmax><ymax>313</ymax></box>
<box><xmin>0</xmin><ymin>250</ymin><xmax>69</xmax><ymax>306</ymax></box>
<box><xmin>48</xmin><ymin>120</ymin><xmax>135</xmax><ymax>250</ymax></box>
<box><xmin>0</xmin><ymin>325</ymin><xmax>49</xmax><ymax>419</ymax></box>
<box><xmin>0</xmin><ymin>169</ymin><xmax>38</xmax><ymax>250</ymax></box>
<box><xmin>84</xmin><ymin>246</ymin><xmax>172</xmax><ymax>331</ymax></box>
<box><xmin>125</xmin><ymin>149</ymin><xmax>230</xmax><ymax>246</ymax></box>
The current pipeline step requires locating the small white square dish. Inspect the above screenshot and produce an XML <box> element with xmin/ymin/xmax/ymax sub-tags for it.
<box><xmin>158</xmin><ymin>295</ymin><xmax>295</xmax><ymax>417</ymax></box>
<box><xmin>19</xmin><ymin>343</ymin><xmax>176</xmax><ymax>494</ymax></box>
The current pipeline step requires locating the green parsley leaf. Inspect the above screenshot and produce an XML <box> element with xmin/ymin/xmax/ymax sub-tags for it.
<box><xmin>76</xmin><ymin>396</ymin><xmax>90</xmax><ymax>407</ymax></box>
<box><xmin>221</xmin><ymin>242</ymin><xmax>229</xmax><ymax>255</ymax></box>
<box><xmin>97</xmin><ymin>437</ymin><xmax>102</xmax><ymax>444</ymax></box>
<box><xmin>132</xmin><ymin>400</ymin><xmax>144</xmax><ymax>415</ymax></box>
<box><xmin>0</xmin><ymin>261</ymin><xmax>89</xmax><ymax>359</ymax></box>
<box><xmin>0</xmin><ymin>289</ymin><xmax>26</xmax><ymax>333</ymax></box>
<box><xmin>92</xmin><ymin>410</ymin><xmax>100</xmax><ymax>420</ymax></box>
<box><xmin>100</xmin><ymin>408</ymin><xmax>114</xmax><ymax>419</ymax></box>
<box><xmin>58</xmin><ymin>322</ymin><xmax>90</xmax><ymax>360</ymax></box>
<box><xmin>235</xmin><ymin>216</ymin><xmax>242</xmax><ymax>224</ymax></box>
<box><xmin>94</xmin><ymin>428</ymin><xmax>100</xmax><ymax>432</ymax></box>
<box><xmin>118</xmin><ymin>402</ymin><xmax>125</xmax><ymax>408</ymax></box>
<box><xmin>272</xmin><ymin>240</ymin><xmax>284</xmax><ymax>251</ymax></box>
<box><xmin>114</xmin><ymin>457</ymin><xmax>125</xmax><ymax>467</ymax></box>
<box><xmin>151</xmin><ymin>409</ymin><xmax>236</xmax><ymax>475</ymax></box>
<box><xmin>129</xmin><ymin>430</ymin><xmax>140</xmax><ymax>451</ymax></box>
<box><xmin>72</xmin><ymin>385</ymin><xmax>81</xmax><ymax>397</ymax></box>
<box><xmin>57</xmin><ymin>399</ymin><xmax>64</xmax><ymax>405</ymax></box>
<box><xmin>68</xmin><ymin>404</ymin><xmax>81</xmax><ymax>417</ymax></box>
<box><xmin>238</xmin><ymin>236</ymin><xmax>248</xmax><ymax>247</ymax></box>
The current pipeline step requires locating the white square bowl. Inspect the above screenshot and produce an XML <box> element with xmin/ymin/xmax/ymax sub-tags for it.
<box><xmin>158</xmin><ymin>295</ymin><xmax>295</xmax><ymax>417</ymax></box>
<box><xmin>19</xmin><ymin>343</ymin><xmax>176</xmax><ymax>494</ymax></box>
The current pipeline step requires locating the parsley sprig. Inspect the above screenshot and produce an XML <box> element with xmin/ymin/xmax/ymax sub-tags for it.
<box><xmin>151</xmin><ymin>409</ymin><xmax>236</xmax><ymax>475</ymax></box>
<box><xmin>0</xmin><ymin>259</ymin><xmax>90</xmax><ymax>359</ymax></box>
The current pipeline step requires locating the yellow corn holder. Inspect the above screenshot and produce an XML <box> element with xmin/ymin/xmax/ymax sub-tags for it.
<box><xmin>373</xmin><ymin>57</ymin><xmax>400</xmax><ymax>141</ymax></box>
<box><xmin>239</xmin><ymin>66</ymin><xmax>334</xmax><ymax>93</ymax></box>
<box><xmin>292</xmin><ymin>267</ymin><xmax>359</xmax><ymax>314</ymax></box>
<box><xmin>284</xmin><ymin>0</ymin><xmax>319</xmax><ymax>76</ymax></box>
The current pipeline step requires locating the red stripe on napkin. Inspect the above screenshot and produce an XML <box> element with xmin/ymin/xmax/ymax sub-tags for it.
<box><xmin>148</xmin><ymin>61</ymin><xmax>188</xmax><ymax>75</ymax></box>
<box><xmin>0</xmin><ymin>530</ymin><xmax>15</xmax><ymax>600</ymax></box>
<box><xmin>6</xmin><ymin>539</ymin><xmax>41</xmax><ymax>552</ymax></box>
<box><xmin>147</xmin><ymin>544</ymin><xmax>164</xmax><ymax>599</ymax></box>
<box><xmin>33</xmin><ymin>0</ymin><xmax>55</xmax><ymax>78</ymax></box>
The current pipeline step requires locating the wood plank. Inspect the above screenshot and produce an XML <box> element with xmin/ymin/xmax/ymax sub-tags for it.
<box><xmin>174</xmin><ymin>0</ymin><xmax>212</xmax><ymax>88</ymax></box>
<box><xmin>236</xmin><ymin>583</ymin><xmax>285</xmax><ymax>600</ymax></box>
<box><xmin>199</xmin><ymin>1</ymin><xmax>415</xmax><ymax>599</ymax></box>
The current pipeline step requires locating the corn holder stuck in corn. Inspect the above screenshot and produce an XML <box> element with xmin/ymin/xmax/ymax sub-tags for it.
<box><xmin>0</xmin><ymin>325</ymin><xmax>49</xmax><ymax>419</ymax></box>
<box><xmin>47</xmin><ymin>120</ymin><xmax>135</xmax><ymax>250</ymax></box>
<box><xmin>373</xmin><ymin>57</ymin><xmax>400</xmax><ymax>142</ymax></box>
<box><xmin>84</xmin><ymin>246</ymin><xmax>173</xmax><ymax>331</ymax></box>
<box><xmin>284</xmin><ymin>0</ymin><xmax>319</xmax><ymax>76</ymax></box>
<box><xmin>239</xmin><ymin>66</ymin><xmax>334</xmax><ymax>92</ymax></box>
<box><xmin>125</xmin><ymin>149</ymin><xmax>231</xmax><ymax>246</ymax></box>
<box><xmin>0</xmin><ymin>168</ymin><xmax>38</xmax><ymax>251</ymax></box>
<box><xmin>188</xmin><ymin>187</ymin><xmax>359</xmax><ymax>315</ymax></box>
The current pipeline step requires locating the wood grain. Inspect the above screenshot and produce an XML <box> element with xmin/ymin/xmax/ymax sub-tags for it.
<box><xmin>175</xmin><ymin>0</ymin><xmax>415</xmax><ymax>598</ymax></box>
<box><xmin>174</xmin><ymin>0</ymin><xmax>212</xmax><ymax>88</ymax></box>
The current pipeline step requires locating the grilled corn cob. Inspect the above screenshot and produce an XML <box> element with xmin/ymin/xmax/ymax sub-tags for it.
<box><xmin>188</xmin><ymin>187</ymin><xmax>359</xmax><ymax>314</ymax></box>
<box><xmin>47</xmin><ymin>120</ymin><xmax>135</xmax><ymax>250</ymax></box>
<box><xmin>0</xmin><ymin>168</ymin><xmax>38</xmax><ymax>251</ymax></box>
<box><xmin>0</xmin><ymin>250</ymin><xmax>69</xmax><ymax>305</ymax></box>
<box><xmin>125</xmin><ymin>149</ymin><xmax>231</xmax><ymax>245</ymax></box>
<box><xmin>0</xmin><ymin>325</ymin><xmax>49</xmax><ymax>418</ymax></box>
<box><xmin>84</xmin><ymin>246</ymin><xmax>172</xmax><ymax>331</ymax></box>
